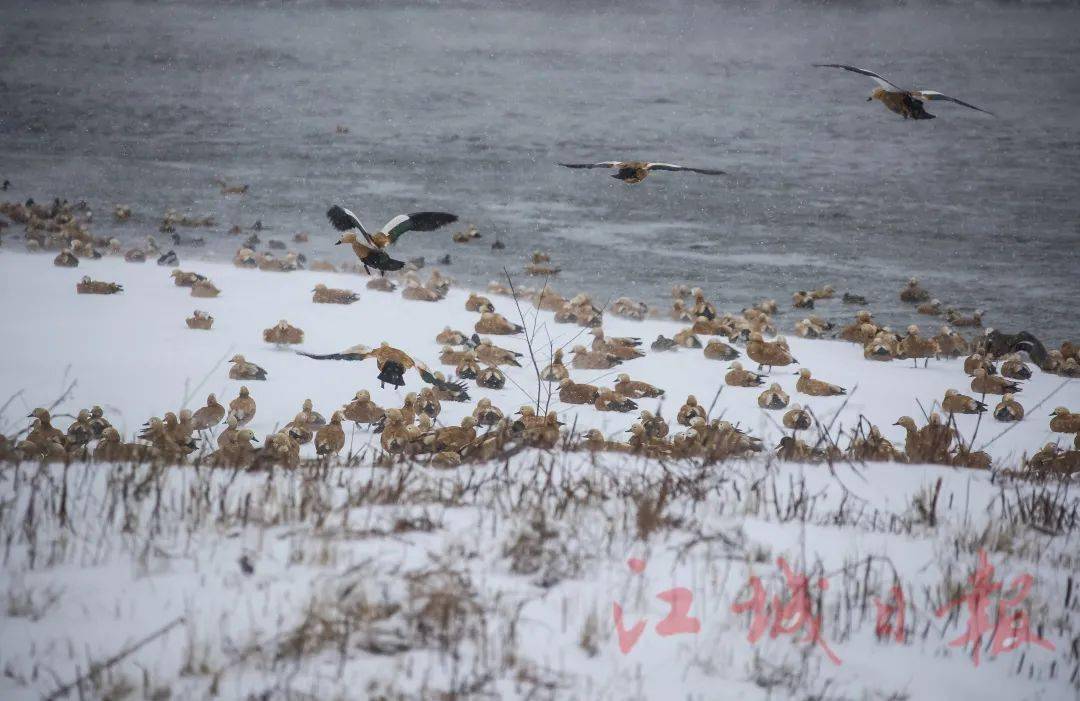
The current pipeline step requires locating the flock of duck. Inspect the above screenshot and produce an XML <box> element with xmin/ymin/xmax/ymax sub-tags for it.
<box><xmin>0</xmin><ymin>57</ymin><xmax>1070</xmax><ymax>476</ymax></box>
<box><xmin>1</xmin><ymin>192</ymin><xmax>1077</xmax><ymax>475</ymax></box>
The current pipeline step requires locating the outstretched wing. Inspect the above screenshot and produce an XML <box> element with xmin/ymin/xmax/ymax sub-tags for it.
<box><xmin>813</xmin><ymin>64</ymin><xmax>905</xmax><ymax>92</ymax></box>
<box><xmin>379</xmin><ymin>212</ymin><xmax>458</xmax><ymax>244</ymax></box>
<box><xmin>911</xmin><ymin>90</ymin><xmax>995</xmax><ymax>116</ymax></box>
<box><xmin>418</xmin><ymin>367</ymin><xmax>471</xmax><ymax>400</ymax></box>
<box><xmin>646</xmin><ymin>163</ymin><xmax>726</xmax><ymax>175</ymax></box>
<box><xmin>297</xmin><ymin>348</ymin><xmax>371</xmax><ymax>362</ymax></box>
<box><xmin>558</xmin><ymin>161</ymin><xmax>619</xmax><ymax>169</ymax></box>
<box><xmin>327</xmin><ymin>205</ymin><xmax>364</xmax><ymax>232</ymax></box>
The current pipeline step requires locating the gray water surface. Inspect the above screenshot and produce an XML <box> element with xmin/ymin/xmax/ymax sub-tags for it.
<box><xmin>2</xmin><ymin>0</ymin><xmax>1078</xmax><ymax>342</ymax></box>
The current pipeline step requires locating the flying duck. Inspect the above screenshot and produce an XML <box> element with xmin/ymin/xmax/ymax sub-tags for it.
<box><xmin>297</xmin><ymin>341</ymin><xmax>468</xmax><ymax>395</ymax></box>
<box><xmin>558</xmin><ymin>160</ymin><xmax>725</xmax><ymax>184</ymax></box>
<box><xmin>814</xmin><ymin>64</ymin><xmax>994</xmax><ymax>120</ymax></box>
<box><xmin>335</xmin><ymin>232</ymin><xmax>406</xmax><ymax>276</ymax></box>
<box><xmin>327</xmin><ymin>204</ymin><xmax>456</xmax><ymax>253</ymax></box>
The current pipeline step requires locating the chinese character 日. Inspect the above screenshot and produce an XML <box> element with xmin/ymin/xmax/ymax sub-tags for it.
<box><xmin>874</xmin><ymin>585</ymin><xmax>906</xmax><ymax>643</ymax></box>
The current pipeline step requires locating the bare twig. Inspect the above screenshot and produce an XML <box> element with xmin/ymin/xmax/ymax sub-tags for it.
<box><xmin>503</xmin><ymin>268</ymin><xmax>544</xmax><ymax>413</ymax></box>
<box><xmin>45</xmin><ymin>616</ymin><xmax>186</xmax><ymax>700</ymax></box>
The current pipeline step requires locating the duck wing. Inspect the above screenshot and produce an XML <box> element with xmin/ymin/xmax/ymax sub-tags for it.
<box><xmin>296</xmin><ymin>347</ymin><xmax>371</xmax><ymax>362</ymax></box>
<box><xmin>911</xmin><ymin>90</ymin><xmax>994</xmax><ymax>115</ymax></box>
<box><xmin>418</xmin><ymin>367</ymin><xmax>471</xmax><ymax>400</ymax></box>
<box><xmin>378</xmin><ymin>212</ymin><xmax>459</xmax><ymax>245</ymax></box>
<box><xmin>327</xmin><ymin>205</ymin><xmax>374</xmax><ymax>244</ymax></box>
<box><xmin>557</xmin><ymin>161</ymin><xmax>620</xmax><ymax>169</ymax></box>
<box><xmin>646</xmin><ymin>163</ymin><xmax>726</xmax><ymax>175</ymax></box>
<box><xmin>813</xmin><ymin>64</ymin><xmax>905</xmax><ymax>92</ymax></box>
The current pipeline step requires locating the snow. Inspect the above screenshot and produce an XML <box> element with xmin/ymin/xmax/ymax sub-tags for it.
<box><xmin>0</xmin><ymin>250</ymin><xmax>1077</xmax><ymax>700</ymax></box>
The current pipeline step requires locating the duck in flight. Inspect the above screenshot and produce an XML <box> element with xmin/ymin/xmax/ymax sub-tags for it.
<box><xmin>327</xmin><ymin>205</ymin><xmax>457</xmax><ymax>274</ymax></box>
<box><xmin>298</xmin><ymin>342</ymin><xmax>468</xmax><ymax>397</ymax></box>
<box><xmin>557</xmin><ymin>160</ymin><xmax>725</xmax><ymax>184</ymax></box>
<box><xmin>814</xmin><ymin>64</ymin><xmax>994</xmax><ymax>120</ymax></box>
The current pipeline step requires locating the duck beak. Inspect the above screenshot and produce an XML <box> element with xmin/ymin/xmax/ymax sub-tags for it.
<box><xmin>334</xmin><ymin>240</ymin><xmax>342</xmax><ymax>245</ymax></box>
<box><xmin>866</xmin><ymin>96</ymin><xmax>873</xmax><ymax>102</ymax></box>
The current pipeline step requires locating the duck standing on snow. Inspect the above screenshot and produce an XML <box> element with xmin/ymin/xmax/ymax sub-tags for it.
<box><xmin>344</xmin><ymin>390</ymin><xmax>385</xmax><ymax>426</ymax></box>
<box><xmin>677</xmin><ymin>396</ymin><xmax>708</xmax><ymax>427</ymax></box>
<box><xmin>228</xmin><ymin>387</ymin><xmax>257</xmax><ymax>426</ymax></box>
<box><xmin>557</xmin><ymin>160</ymin><xmax>725</xmax><ymax>184</ymax></box>
<box><xmin>192</xmin><ymin>394</ymin><xmax>226</xmax><ymax>431</ymax></box>
<box><xmin>746</xmin><ymin>332</ymin><xmax>797</xmax><ymax>373</ymax></box>
<box><xmin>314</xmin><ymin>412</ymin><xmax>346</xmax><ymax>457</ymax></box>
<box><xmin>899</xmin><ymin>325</ymin><xmax>940</xmax><ymax>368</ymax></box>
<box><xmin>814</xmin><ymin>64</ymin><xmax>994</xmax><ymax>120</ymax></box>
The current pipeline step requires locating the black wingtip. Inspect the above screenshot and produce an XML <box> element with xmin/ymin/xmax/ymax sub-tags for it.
<box><xmin>326</xmin><ymin>205</ymin><xmax>359</xmax><ymax>232</ymax></box>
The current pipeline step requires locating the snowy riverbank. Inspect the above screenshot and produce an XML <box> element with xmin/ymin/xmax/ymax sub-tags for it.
<box><xmin>0</xmin><ymin>250</ymin><xmax>1077</xmax><ymax>700</ymax></box>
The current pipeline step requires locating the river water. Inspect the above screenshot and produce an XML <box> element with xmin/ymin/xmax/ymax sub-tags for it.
<box><xmin>2</xmin><ymin>0</ymin><xmax>1078</xmax><ymax>342</ymax></box>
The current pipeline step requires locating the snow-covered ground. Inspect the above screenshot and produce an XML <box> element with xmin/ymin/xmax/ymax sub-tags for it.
<box><xmin>1</xmin><ymin>251</ymin><xmax>1077</xmax><ymax>700</ymax></box>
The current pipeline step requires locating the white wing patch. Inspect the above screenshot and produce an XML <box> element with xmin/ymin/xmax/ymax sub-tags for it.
<box><xmin>379</xmin><ymin>214</ymin><xmax>411</xmax><ymax>234</ymax></box>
